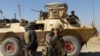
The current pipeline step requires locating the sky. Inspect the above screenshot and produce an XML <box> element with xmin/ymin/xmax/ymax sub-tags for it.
<box><xmin>0</xmin><ymin>0</ymin><xmax>100</xmax><ymax>31</ymax></box>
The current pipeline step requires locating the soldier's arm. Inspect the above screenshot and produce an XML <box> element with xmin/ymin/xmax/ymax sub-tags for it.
<box><xmin>50</xmin><ymin>34</ymin><xmax>58</xmax><ymax>44</ymax></box>
<box><xmin>45</xmin><ymin>34</ymin><xmax>51</xmax><ymax>45</ymax></box>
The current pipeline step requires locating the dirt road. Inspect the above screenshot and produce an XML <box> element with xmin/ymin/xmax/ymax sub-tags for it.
<box><xmin>0</xmin><ymin>36</ymin><xmax>100</xmax><ymax>56</ymax></box>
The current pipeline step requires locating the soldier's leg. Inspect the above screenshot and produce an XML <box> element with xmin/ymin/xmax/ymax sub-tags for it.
<box><xmin>42</xmin><ymin>46</ymin><xmax>52</xmax><ymax>56</ymax></box>
<box><xmin>47</xmin><ymin>47</ymin><xmax>52</xmax><ymax>56</ymax></box>
<box><xmin>29</xmin><ymin>50</ymin><xmax>36</xmax><ymax>56</ymax></box>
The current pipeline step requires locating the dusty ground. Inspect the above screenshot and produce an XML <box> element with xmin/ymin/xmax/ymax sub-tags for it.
<box><xmin>79</xmin><ymin>35</ymin><xmax>100</xmax><ymax>56</ymax></box>
<box><xmin>0</xmin><ymin>35</ymin><xmax>100</xmax><ymax>56</ymax></box>
<box><xmin>0</xmin><ymin>50</ymin><xmax>3</xmax><ymax>56</ymax></box>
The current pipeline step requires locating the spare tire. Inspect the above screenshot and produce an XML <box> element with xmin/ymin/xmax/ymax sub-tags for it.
<box><xmin>1</xmin><ymin>37</ymin><xmax>20</xmax><ymax>56</ymax></box>
<box><xmin>63</xmin><ymin>35</ymin><xmax>81</xmax><ymax>56</ymax></box>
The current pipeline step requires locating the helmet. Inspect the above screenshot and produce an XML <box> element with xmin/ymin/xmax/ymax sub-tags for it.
<box><xmin>52</xmin><ymin>22</ymin><xmax>63</xmax><ymax>29</ymax></box>
<box><xmin>71</xmin><ymin>11</ymin><xmax>75</xmax><ymax>13</ymax></box>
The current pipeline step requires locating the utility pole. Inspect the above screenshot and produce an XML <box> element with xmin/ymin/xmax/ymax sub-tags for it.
<box><xmin>14</xmin><ymin>13</ymin><xmax>16</xmax><ymax>19</ymax></box>
<box><xmin>92</xmin><ymin>0</ymin><xmax>95</xmax><ymax>27</ymax></box>
<box><xmin>18</xmin><ymin>5</ymin><xmax>21</xmax><ymax>19</ymax></box>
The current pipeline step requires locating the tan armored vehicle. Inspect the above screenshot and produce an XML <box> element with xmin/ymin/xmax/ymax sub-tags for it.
<box><xmin>0</xmin><ymin>2</ymin><xmax>98</xmax><ymax>56</ymax></box>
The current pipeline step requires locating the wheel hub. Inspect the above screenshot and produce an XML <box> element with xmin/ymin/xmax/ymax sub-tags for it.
<box><xmin>65</xmin><ymin>41</ymin><xmax>74</xmax><ymax>53</ymax></box>
<box><xmin>6</xmin><ymin>43</ymin><xmax>15</xmax><ymax>53</ymax></box>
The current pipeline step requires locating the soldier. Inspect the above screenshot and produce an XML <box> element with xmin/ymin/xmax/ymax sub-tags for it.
<box><xmin>69</xmin><ymin>11</ymin><xmax>79</xmax><ymax>21</ymax></box>
<box><xmin>39</xmin><ymin>10</ymin><xmax>48</xmax><ymax>20</ymax></box>
<box><xmin>24</xmin><ymin>22</ymin><xmax>38</xmax><ymax>56</ymax></box>
<box><xmin>42</xmin><ymin>22</ymin><xmax>66</xmax><ymax>56</ymax></box>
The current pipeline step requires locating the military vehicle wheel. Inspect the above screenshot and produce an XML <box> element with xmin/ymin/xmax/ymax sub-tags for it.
<box><xmin>63</xmin><ymin>35</ymin><xmax>81</xmax><ymax>56</ymax></box>
<box><xmin>1</xmin><ymin>37</ymin><xmax>20</xmax><ymax>56</ymax></box>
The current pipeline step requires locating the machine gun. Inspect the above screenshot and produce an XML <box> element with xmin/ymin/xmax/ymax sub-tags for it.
<box><xmin>30</xmin><ymin>9</ymin><xmax>48</xmax><ymax>20</ymax></box>
<box><xmin>30</xmin><ymin>9</ymin><xmax>42</xmax><ymax>13</ymax></box>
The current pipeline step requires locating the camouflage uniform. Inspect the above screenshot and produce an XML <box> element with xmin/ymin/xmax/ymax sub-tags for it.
<box><xmin>42</xmin><ymin>22</ymin><xmax>66</xmax><ymax>56</ymax></box>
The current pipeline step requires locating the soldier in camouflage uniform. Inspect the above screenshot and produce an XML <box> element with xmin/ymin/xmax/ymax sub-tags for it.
<box><xmin>42</xmin><ymin>22</ymin><xmax>67</xmax><ymax>56</ymax></box>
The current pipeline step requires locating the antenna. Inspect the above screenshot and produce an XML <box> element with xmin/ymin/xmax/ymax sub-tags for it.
<box><xmin>92</xmin><ymin>0</ymin><xmax>95</xmax><ymax>27</ymax></box>
<box><xmin>18</xmin><ymin>5</ymin><xmax>22</xmax><ymax>19</ymax></box>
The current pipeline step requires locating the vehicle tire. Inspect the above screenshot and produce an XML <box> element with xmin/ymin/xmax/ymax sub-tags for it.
<box><xmin>1</xmin><ymin>37</ymin><xmax>20</xmax><ymax>56</ymax></box>
<box><xmin>63</xmin><ymin>35</ymin><xmax>81</xmax><ymax>56</ymax></box>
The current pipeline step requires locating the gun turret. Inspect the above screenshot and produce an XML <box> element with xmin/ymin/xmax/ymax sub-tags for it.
<box><xmin>45</xmin><ymin>2</ymin><xmax>68</xmax><ymax>19</ymax></box>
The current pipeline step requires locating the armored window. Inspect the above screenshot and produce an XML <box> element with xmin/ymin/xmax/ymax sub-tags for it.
<box><xmin>35</xmin><ymin>24</ymin><xmax>44</xmax><ymax>30</ymax></box>
<box><xmin>52</xmin><ymin>10</ymin><xmax>59</xmax><ymax>15</ymax></box>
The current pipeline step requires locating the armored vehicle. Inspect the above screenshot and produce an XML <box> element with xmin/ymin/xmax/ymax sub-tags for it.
<box><xmin>0</xmin><ymin>2</ymin><xmax>98</xmax><ymax>56</ymax></box>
